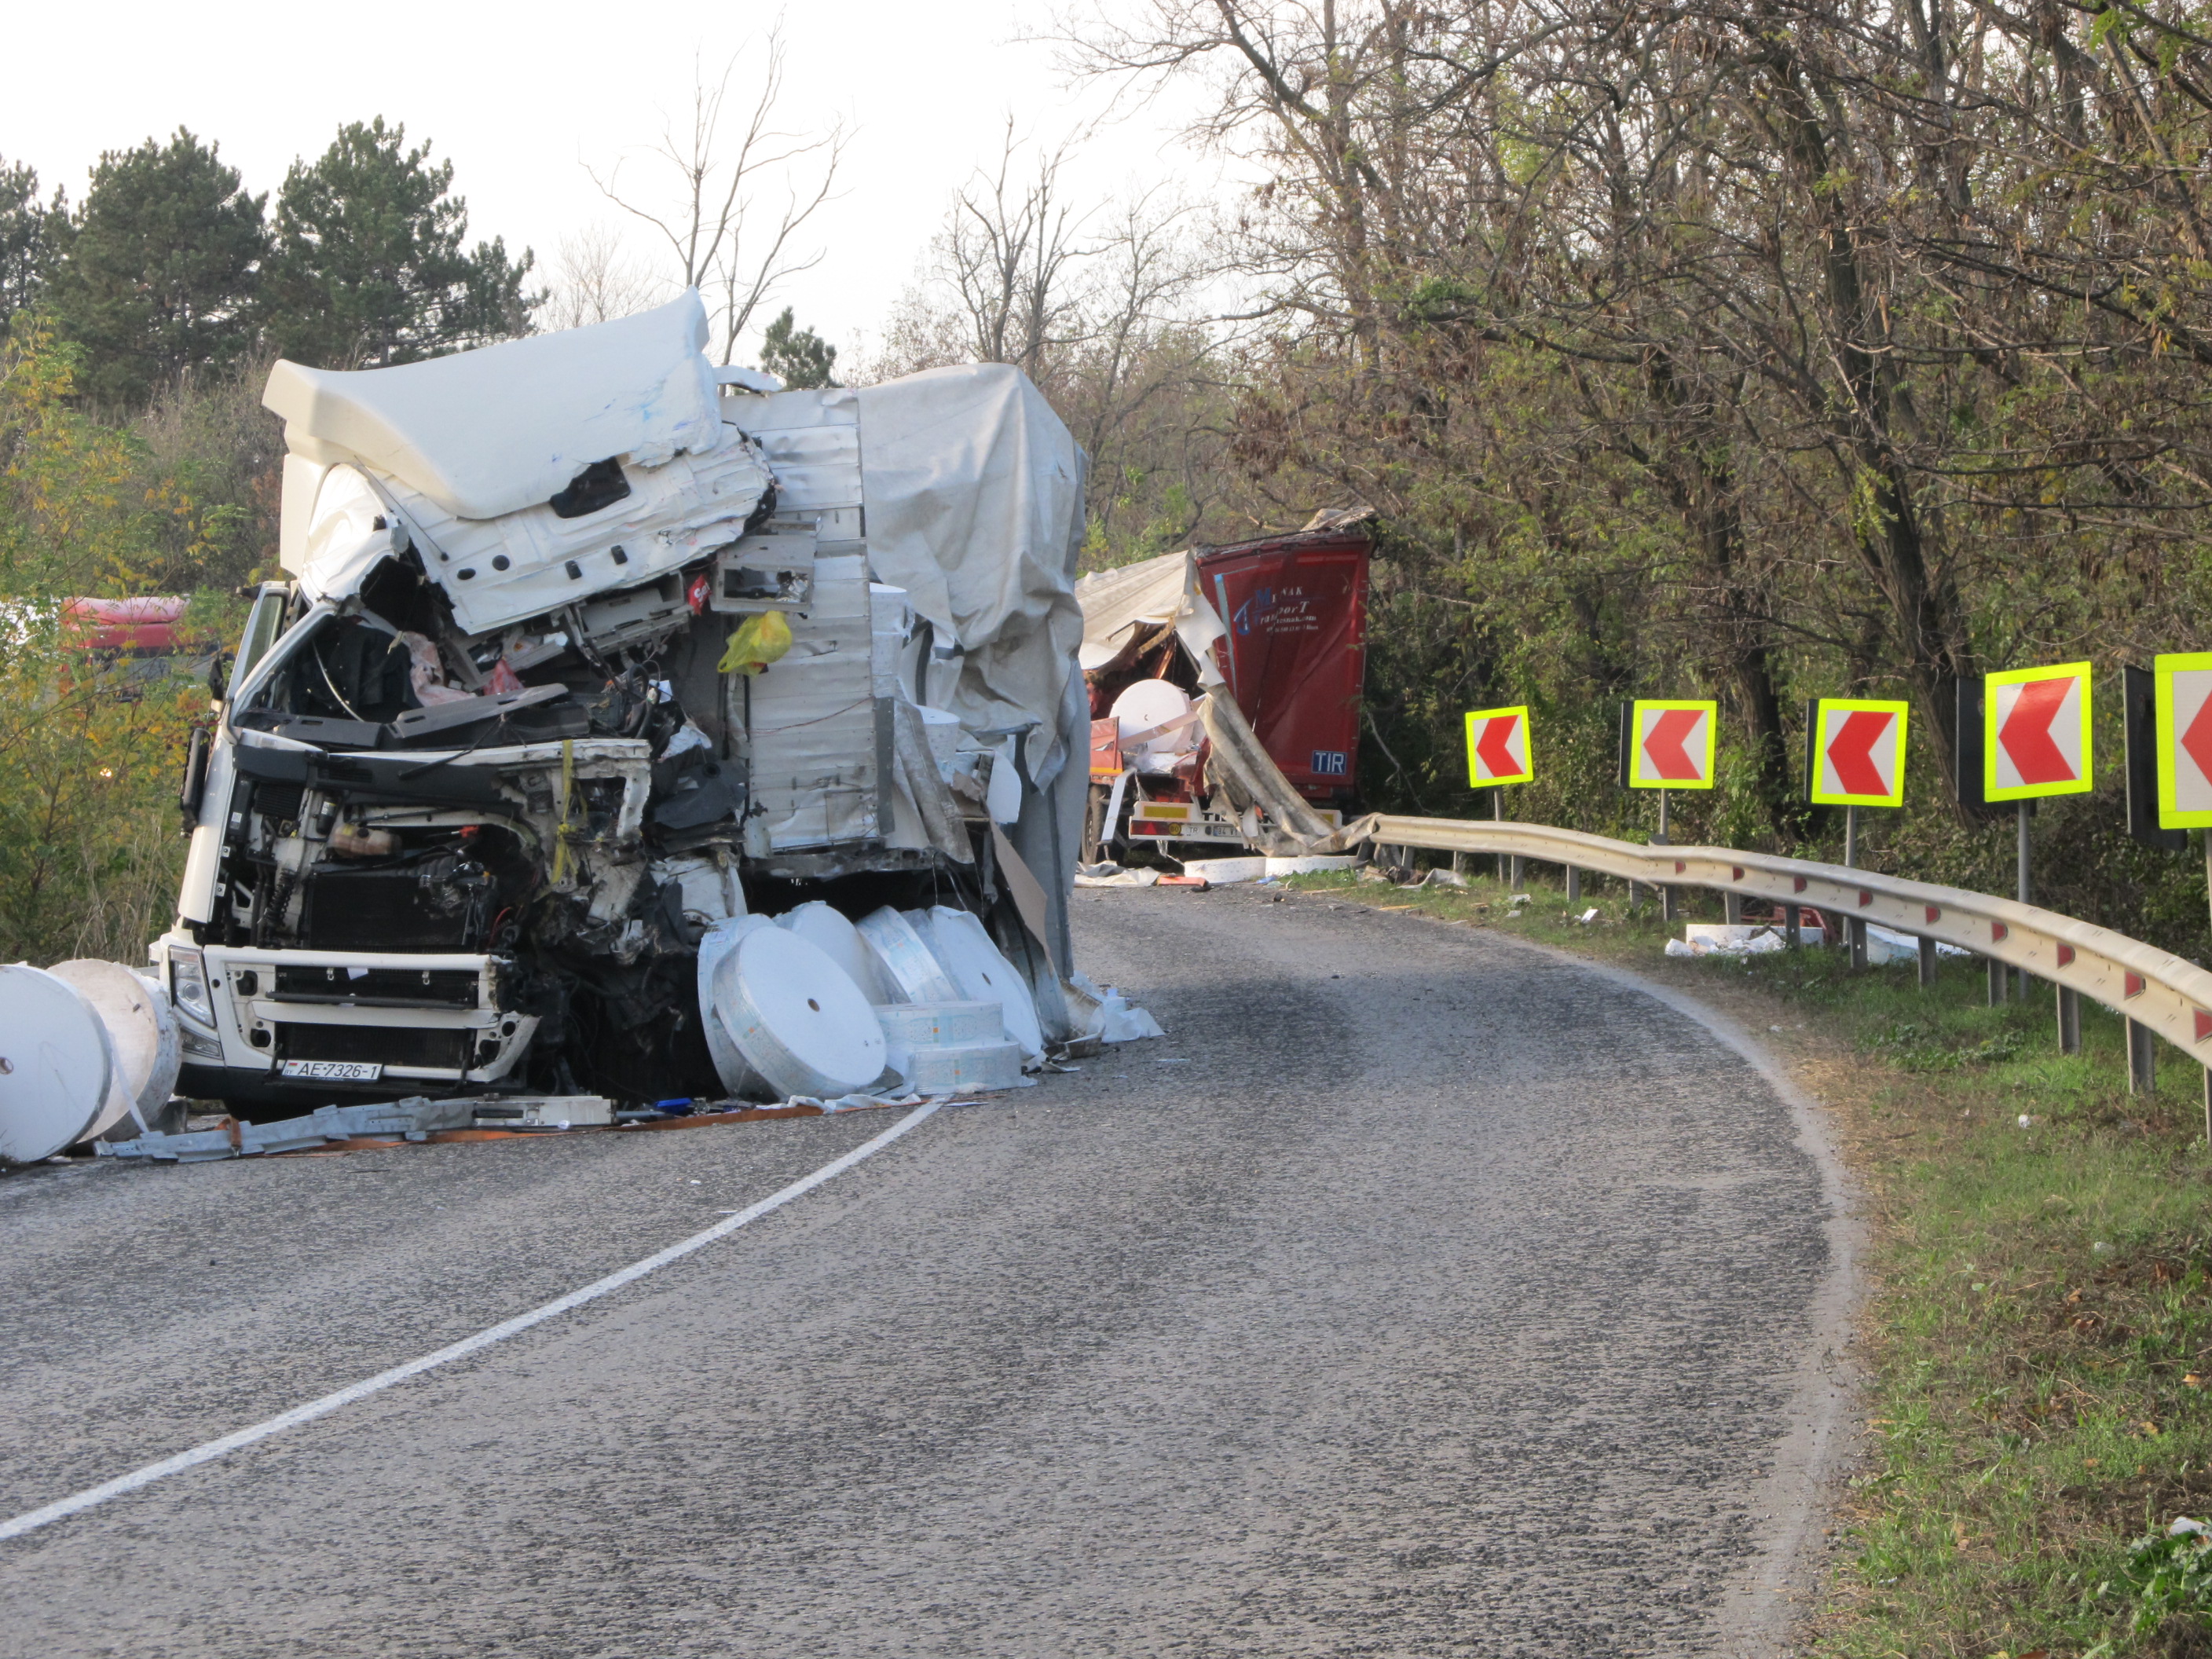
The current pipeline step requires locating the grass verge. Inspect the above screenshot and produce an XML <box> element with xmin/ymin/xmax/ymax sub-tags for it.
<box><xmin>1276</xmin><ymin>862</ymin><xmax>2212</xmax><ymax>1657</ymax></box>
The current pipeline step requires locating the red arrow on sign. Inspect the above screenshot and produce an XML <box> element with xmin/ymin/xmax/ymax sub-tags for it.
<box><xmin>1474</xmin><ymin>713</ymin><xmax>1521</xmax><ymax>778</ymax></box>
<box><xmin>2183</xmin><ymin>692</ymin><xmax>2212</xmax><ymax>791</ymax></box>
<box><xmin>1825</xmin><ymin>709</ymin><xmax>1894</xmax><ymax>797</ymax></box>
<box><xmin>1643</xmin><ymin>709</ymin><xmax>1705</xmax><ymax>780</ymax></box>
<box><xmin>1998</xmin><ymin>676</ymin><xmax>2076</xmax><ymax>785</ymax></box>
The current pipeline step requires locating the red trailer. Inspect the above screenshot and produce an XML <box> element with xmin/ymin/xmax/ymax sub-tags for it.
<box><xmin>1196</xmin><ymin>529</ymin><xmax>1371</xmax><ymax>804</ymax></box>
<box><xmin>1074</xmin><ymin>522</ymin><xmax>1372</xmax><ymax>859</ymax></box>
<box><xmin>60</xmin><ymin>596</ymin><xmax>191</xmax><ymax>653</ymax></box>
<box><xmin>53</xmin><ymin>597</ymin><xmax>211</xmax><ymax>699</ymax></box>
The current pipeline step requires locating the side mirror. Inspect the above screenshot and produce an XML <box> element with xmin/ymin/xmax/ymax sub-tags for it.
<box><xmin>178</xmin><ymin>727</ymin><xmax>209</xmax><ymax>827</ymax></box>
<box><xmin>205</xmin><ymin>653</ymin><xmax>231</xmax><ymax>703</ymax></box>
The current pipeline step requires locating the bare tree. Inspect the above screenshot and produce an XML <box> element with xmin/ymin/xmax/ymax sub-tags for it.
<box><xmin>540</xmin><ymin>223</ymin><xmax>662</xmax><ymax>332</ymax></box>
<box><xmin>866</xmin><ymin>124</ymin><xmax>1236</xmax><ymax>565</ymax></box>
<box><xmin>939</xmin><ymin>121</ymin><xmax>1099</xmax><ymax>379</ymax></box>
<box><xmin>588</xmin><ymin>30</ymin><xmax>846</xmax><ymax>361</ymax></box>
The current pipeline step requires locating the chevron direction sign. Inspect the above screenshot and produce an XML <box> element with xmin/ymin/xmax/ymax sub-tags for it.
<box><xmin>1464</xmin><ymin>705</ymin><xmax>1534</xmax><ymax>787</ymax></box>
<box><xmin>1627</xmin><ymin>700</ymin><xmax>1718</xmax><ymax>790</ymax></box>
<box><xmin>1983</xmin><ymin>662</ymin><xmax>2093</xmax><ymax>802</ymax></box>
<box><xmin>1808</xmin><ymin>698</ymin><xmax>1910</xmax><ymax>808</ymax></box>
<box><xmin>2155</xmin><ymin>653</ymin><xmax>2212</xmax><ymax>828</ymax></box>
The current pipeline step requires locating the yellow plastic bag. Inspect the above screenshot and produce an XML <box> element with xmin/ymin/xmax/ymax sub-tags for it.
<box><xmin>717</xmin><ymin>610</ymin><xmax>793</xmax><ymax>676</ymax></box>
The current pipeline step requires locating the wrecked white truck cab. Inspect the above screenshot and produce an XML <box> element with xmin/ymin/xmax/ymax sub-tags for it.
<box><xmin>156</xmin><ymin>293</ymin><xmax>1090</xmax><ymax>1114</ymax></box>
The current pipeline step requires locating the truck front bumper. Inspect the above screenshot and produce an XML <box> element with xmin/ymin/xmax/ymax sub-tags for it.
<box><xmin>154</xmin><ymin>934</ymin><xmax>540</xmax><ymax>1111</ymax></box>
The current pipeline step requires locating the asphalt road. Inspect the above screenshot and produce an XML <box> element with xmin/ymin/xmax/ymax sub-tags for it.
<box><xmin>0</xmin><ymin>884</ymin><xmax>1855</xmax><ymax>1657</ymax></box>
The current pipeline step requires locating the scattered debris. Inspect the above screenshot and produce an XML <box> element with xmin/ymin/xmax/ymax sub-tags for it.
<box><xmin>1065</xmin><ymin>972</ymin><xmax>1167</xmax><ymax>1043</ymax></box>
<box><xmin>1075</xmin><ymin>862</ymin><xmax>1160</xmax><ymax>888</ymax></box>
<box><xmin>1866</xmin><ymin>922</ymin><xmax>1972</xmax><ymax>961</ymax></box>
<box><xmin>1667</xmin><ymin>926</ymin><xmax>1790</xmax><ymax>958</ymax></box>
<box><xmin>1177</xmin><ymin>854</ymin><xmax>1357</xmax><ymax>885</ymax></box>
<box><xmin>101</xmin><ymin>1094</ymin><xmax>608</xmax><ymax>1162</ymax></box>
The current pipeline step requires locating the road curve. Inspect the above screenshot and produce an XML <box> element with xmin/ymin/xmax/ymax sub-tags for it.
<box><xmin>0</xmin><ymin>884</ymin><xmax>1854</xmax><ymax>1657</ymax></box>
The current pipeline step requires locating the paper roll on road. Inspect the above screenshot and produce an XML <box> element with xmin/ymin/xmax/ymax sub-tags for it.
<box><xmin>0</xmin><ymin>966</ymin><xmax>116</xmax><ymax>1163</ymax></box>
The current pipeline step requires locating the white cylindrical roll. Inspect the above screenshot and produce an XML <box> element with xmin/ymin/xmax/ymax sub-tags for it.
<box><xmin>875</xmin><ymin>1000</ymin><xmax>1003</xmax><ymax>1049</ymax></box>
<box><xmin>711</xmin><ymin>928</ymin><xmax>887</xmax><ymax>1099</ymax></box>
<box><xmin>49</xmin><ymin>960</ymin><xmax>181</xmax><ymax>1138</ymax></box>
<box><xmin>776</xmin><ymin>902</ymin><xmax>896</xmax><ymax>1005</ymax></box>
<box><xmin>1109</xmin><ymin>678</ymin><xmax>1196</xmax><ymax>773</ymax></box>
<box><xmin>912</xmin><ymin>906</ymin><xmax>1046</xmax><ymax>1062</ymax></box>
<box><xmin>0</xmin><ymin>965</ymin><xmax>115</xmax><ymax>1163</ymax></box>
<box><xmin>855</xmin><ymin>906</ymin><xmax>961</xmax><ymax>1003</ymax></box>
<box><xmin>696</xmin><ymin>914</ymin><xmax>777</xmax><ymax>1095</ymax></box>
<box><xmin>903</xmin><ymin>1040</ymin><xmax>1026</xmax><ymax>1093</ymax></box>
<box><xmin>875</xmin><ymin>999</ymin><xmax>1005</xmax><ymax>1089</ymax></box>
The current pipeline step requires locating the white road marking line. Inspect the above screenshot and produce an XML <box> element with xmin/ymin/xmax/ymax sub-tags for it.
<box><xmin>0</xmin><ymin>1101</ymin><xmax>942</xmax><ymax>1544</ymax></box>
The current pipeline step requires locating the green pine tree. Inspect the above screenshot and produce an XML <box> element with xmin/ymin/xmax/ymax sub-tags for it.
<box><xmin>0</xmin><ymin>156</ymin><xmax>54</xmax><ymax>334</ymax></box>
<box><xmin>760</xmin><ymin>307</ymin><xmax>839</xmax><ymax>388</ymax></box>
<box><xmin>262</xmin><ymin>118</ymin><xmax>537</xmax><ymax>368</ymax></box>
<box><xmin>42</xmin><ymin>130</ymin><xmax>267</xmax><ymax>406</ymax></box>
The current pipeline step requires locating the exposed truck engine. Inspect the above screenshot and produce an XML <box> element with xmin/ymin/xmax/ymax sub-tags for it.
<box><xmin>156</xmin><ymin>294</ymin><xmax>1089</xmax><ymax>1114</ymax></box>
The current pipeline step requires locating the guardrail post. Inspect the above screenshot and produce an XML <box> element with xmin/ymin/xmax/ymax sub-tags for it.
<box><xmin>1842</xmin><ymin>806</ymin><xmax>1869</xmax><ymax>969</ymax></box>
<box><xmin>2056</xmin><ymin>985</ymin><xmax>2080</xmax><ymax>1054</ymax></box>
<box><xmin>1724</xmin><ymin>891</ymin><xmax>1743</xmax><ymax>925</ymax></box>
<box><xmin>2203</xmin><ymin>1066</ymin><xmax>2210</xmax><ymax>1148</ymax></box>
<box><xmin>1785</xmin><ymin>904</ymin><xmax>1801</xmax><ymax>947</ymax></box>
<box><xmin>1988</xmin><ymin>955</ymin><xmax>2009</xmax><ymax>1005</ymax></box>
<box><xmin>1566</xmin><ymin>866</ymin><xmax>1580</xmax><ymax>903</ymax></box>
<box><xmin>1510</xmin><ymin>854</ymin><xmax>1525</xmax><ymax>888</ymax></box>
<box><xmin>2128</xmin><ymin>1018</ymin><xmax>2156</xmax><ymax>1096</ymax></box>
<box><xmin>1917</xmin><ymin>934</ymin><xmax>1937</xmax><ymax>988</ymax></box>
<box><xmin>2016</xmin><ymin>801</ymin><xmax>2035</xmax><ymax>1005</ymax></box>
<box><xmin>1661</xmin><ymin>884</ymin><xmax>1680</xmax><ymax>922</ymax></box>
<box><xmin>1451</xmin><ymin>851</ymin><xmax>1467</xmax><ymax>880</ymax></box>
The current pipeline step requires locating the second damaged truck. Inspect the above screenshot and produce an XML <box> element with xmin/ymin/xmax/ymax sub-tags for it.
<box><xmin>158</xmin><ymin>294</ymin><xmax>1090</xmax><ymax>1114</ymax></box>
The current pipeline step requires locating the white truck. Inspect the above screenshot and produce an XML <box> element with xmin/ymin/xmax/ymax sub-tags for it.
<box><xmin>156</xmin><ymin>294</ymin><xmax>1089</xmax><ymax>1114</ymax></box>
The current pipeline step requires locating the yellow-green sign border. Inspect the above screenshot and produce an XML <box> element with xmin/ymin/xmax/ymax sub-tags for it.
<box><xmin>1982</xmin><ymin>662</ymin><xmax>2093</xmax><ymax>803</ymax></box>
<box><xmin>1808</xmin><ymin>698</ymin><xmax>1910</xmax><ymax>809</ymax></box>
<box><xmin>1628</xmin><ymin>698</ymin><xmax>1719</xmax><ymax>791</ymax></box>
<box><xmin>1463</xmin><ymin>705</ymin><xmax>1534</xmax><ymax>788</ymax></box>
<box><xmin>2155</xmin><ymin>652</ymin><xmax>2212</xmax><ymax>828</ymax></box>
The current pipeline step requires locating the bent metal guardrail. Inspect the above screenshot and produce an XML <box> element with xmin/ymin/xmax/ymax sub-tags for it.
<box><xmin>1339</xmin><ymin>813</ymin><xmax>2212</xmax><ymax>1086</ymax></box>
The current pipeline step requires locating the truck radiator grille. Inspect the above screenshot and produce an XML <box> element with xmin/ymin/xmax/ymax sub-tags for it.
<box><xmin>274</xmin><ymin>1024</ymin><xmax>471</xmax><ymax>1071</ymax></box>
<box><xmin>272</xmin><ymin>966</ymin><xmax>480</xmax><ymax>1008</ymax></box>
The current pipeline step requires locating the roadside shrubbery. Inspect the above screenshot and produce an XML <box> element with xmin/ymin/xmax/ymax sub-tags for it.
<box><xmin>0</xmin><ymin>325</ymin><xmax>247</xmax><ymax>965</ymax></box>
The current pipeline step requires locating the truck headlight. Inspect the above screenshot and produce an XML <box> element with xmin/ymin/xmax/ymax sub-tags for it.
<box><xmin>170</xmin><ymin>947</ymin><xmax>215</xmax><ymax>1027</ymax></box>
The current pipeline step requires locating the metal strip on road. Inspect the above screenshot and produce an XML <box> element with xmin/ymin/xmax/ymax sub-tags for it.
<box><xmin>0</xmin><ymin>1101</ymin><xmax>943</xmax><ymax>1545</ymax></box>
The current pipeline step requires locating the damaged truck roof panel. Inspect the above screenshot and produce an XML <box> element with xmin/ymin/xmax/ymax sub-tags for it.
<box><xmin>265</xmin><ymin>294</ymin><xmax>730</xmax><ymax>523</ymax></box>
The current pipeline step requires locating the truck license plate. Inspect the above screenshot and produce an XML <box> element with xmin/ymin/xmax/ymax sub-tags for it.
<box><xmin>280</xmin><ymin>1060</ymin><xmax>383</xmax><ymax>1082</ymax></box>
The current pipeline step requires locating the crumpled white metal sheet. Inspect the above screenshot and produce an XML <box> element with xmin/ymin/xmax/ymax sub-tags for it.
<box><xmin>263</xmin><ymin>292</ymin><xmax>727</xmax><ymax>522</ymax></box>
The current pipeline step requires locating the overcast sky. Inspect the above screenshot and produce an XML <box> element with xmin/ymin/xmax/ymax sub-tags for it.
<box><xmin>5</xmin><ymin>0</ymin><xmax>1227</xmax><ymax>365</ymax></box>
